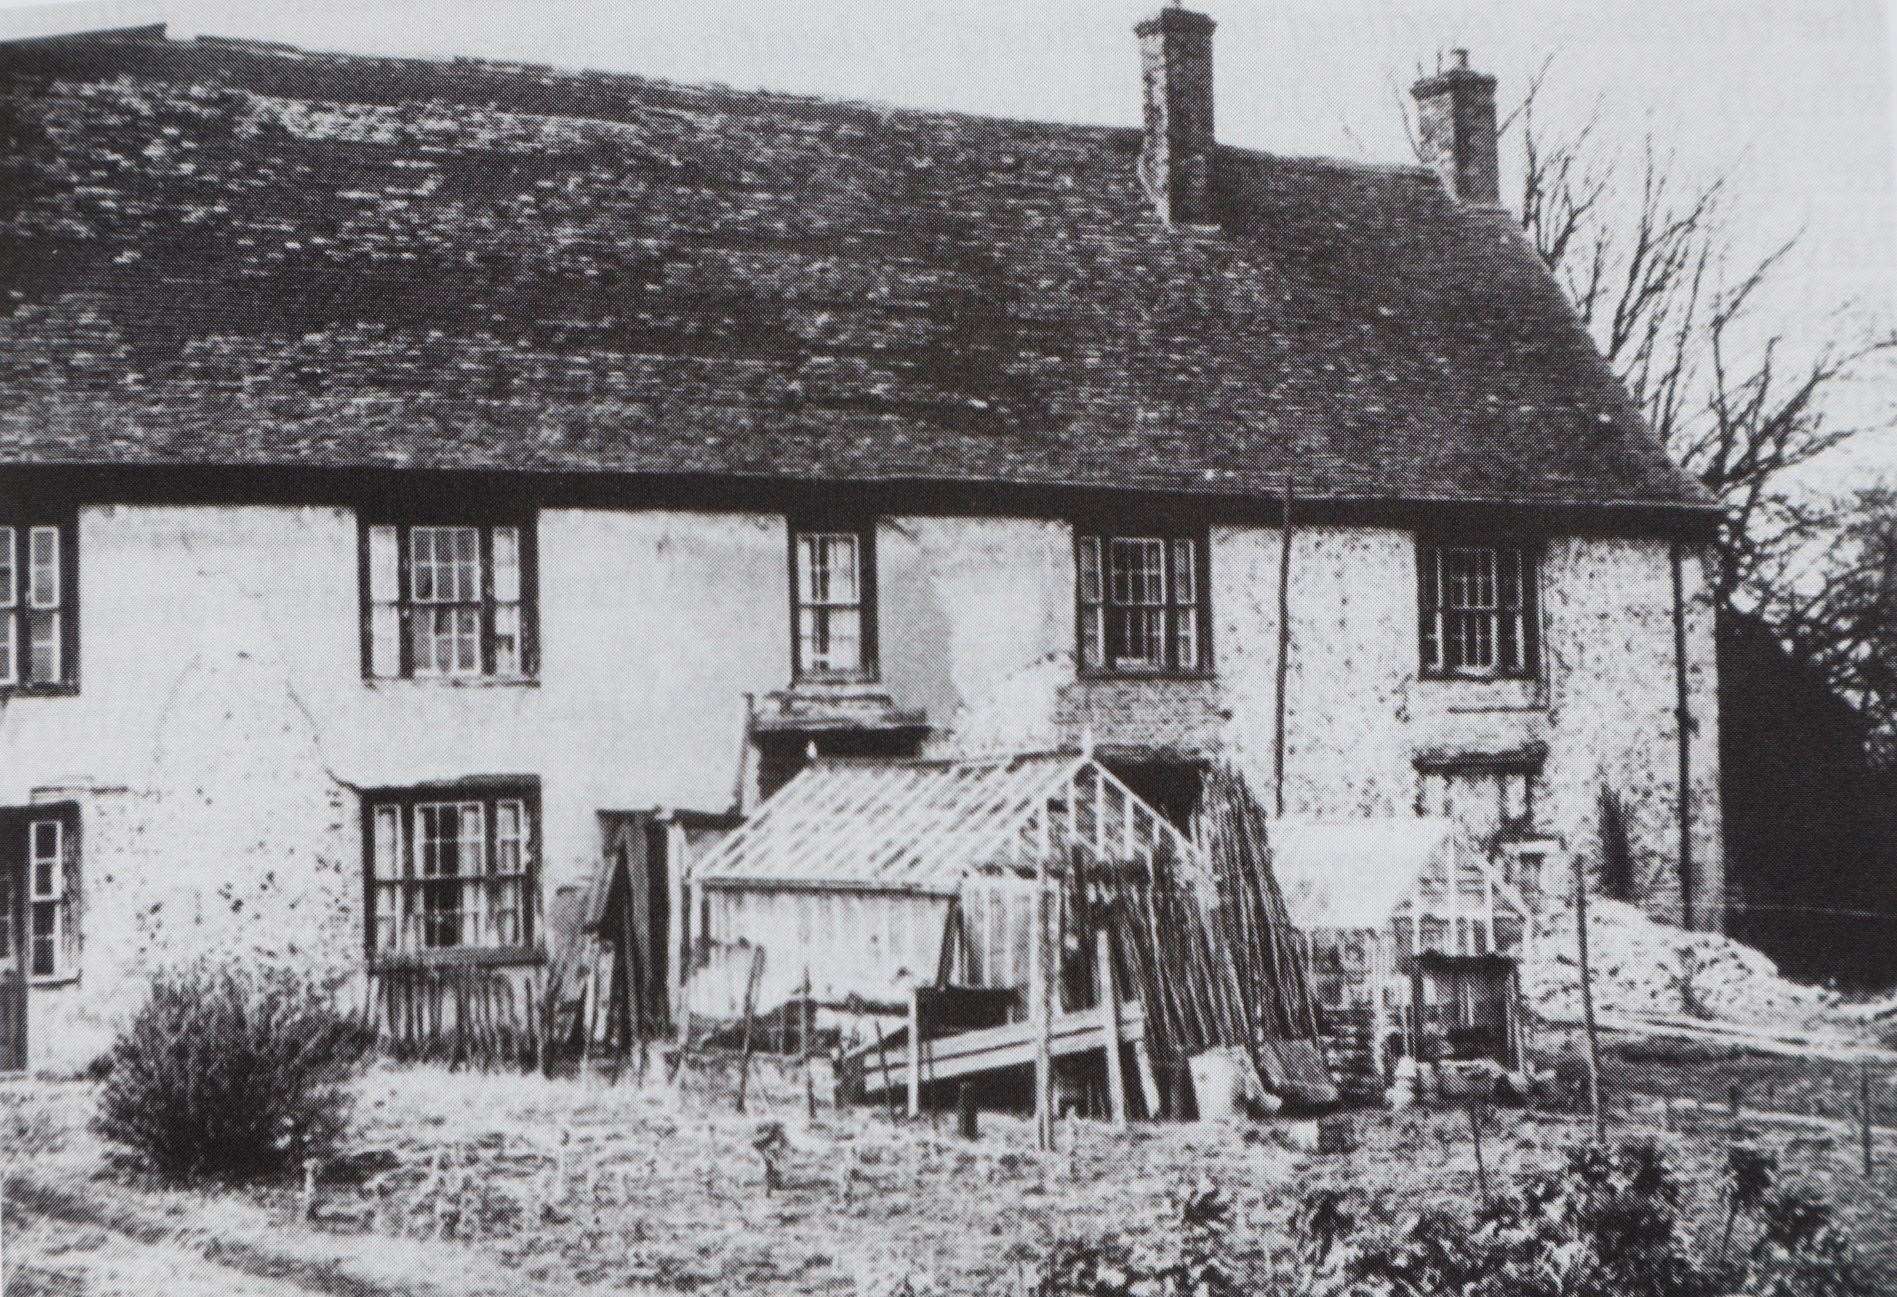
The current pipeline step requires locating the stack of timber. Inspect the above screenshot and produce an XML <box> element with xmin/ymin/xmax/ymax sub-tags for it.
<box><xmin>363</xmin><ymin>963</ymin><xmax>543</xmax><ymax>1072</ymax></box>
<box><xmin>1316</xmin><ymin>1005</ymin><xmax>1385</xmax><ymax>1104</ymax></box>
<box><xmin>1085</xmin><ymin>766</ymin><xmax>1337</xmax><ymax>1112</ymax></box>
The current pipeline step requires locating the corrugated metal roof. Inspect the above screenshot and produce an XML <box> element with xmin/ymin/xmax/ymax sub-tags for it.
<box><xmin>689</xmin><ymin>750</ymin><xmax>1123</xmax><ymax>894</ymax></box>
<box><xmin>1272</xmin><ymin>817</ymin><xmax>1462</xmax><ymax>930</ymax></box>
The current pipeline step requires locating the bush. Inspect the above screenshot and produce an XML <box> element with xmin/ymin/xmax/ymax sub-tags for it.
<box><xmin>1289</xmin><ymin>1139</ymin><xmax>1877</xmax><ymax>1297</ymax></box>
<box><xmin>94</xmin><ymin>961</ymin><xmax>369</xmax><ymax>1183</ymax></box>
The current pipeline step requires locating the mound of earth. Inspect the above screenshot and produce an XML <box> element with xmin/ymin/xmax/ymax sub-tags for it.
<box><xmin>1523</xmin><ymin>898</ymin><xmax>1840</xmax><ymax>1030</ymax></box>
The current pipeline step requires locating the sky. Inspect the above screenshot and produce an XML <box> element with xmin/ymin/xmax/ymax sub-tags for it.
<box><xmin>4</xmin><ymin>0</ymin><xmax>1896</xmax><ymax>483</ymax></box>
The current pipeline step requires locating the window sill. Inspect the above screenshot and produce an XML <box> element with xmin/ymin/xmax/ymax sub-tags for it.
<box><xmin>0</xmin><ymin>684</ymin><xmax>78</xmax><ymax>699</ymax></box>
<box><xmin>1416</xmin><ymin>671</ymin><xmax>1539</xmax><ymax>685</ymax></box>
<box><xmin>1075</xmin><ymin>668</ymin><xmax>1217</xmax><ymax>683</ymax></box>
<box><xmin>369</xmin><ymin>947</ymin><xmax>545</xmax><ymax>972</ymax></box>
<box><xmin>365</xmin><ymin>676</ymin><xmax>540</xmax><ymax>690</ymax></box>
<box><xmin>790</xmin><ymin>672</ymin><xmax>881</xmax><ymax>689</ymax></box>
<box><xmin>30</xmin><ymin>973</ymin><xmax>79</xmax><ymax>989</ymax></box>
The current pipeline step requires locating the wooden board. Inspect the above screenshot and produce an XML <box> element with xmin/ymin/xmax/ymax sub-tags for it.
<box><xmin>854</xmin><ymin>1000</ymin><xmax>1148</xmax><ymax>1099</ymax></box>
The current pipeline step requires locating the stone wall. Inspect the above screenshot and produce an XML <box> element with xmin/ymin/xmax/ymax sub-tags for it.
<box><xmin>0</xmin><ymin>503</ymin><xmax>1721</xmax><ymax>1072</ymax></box>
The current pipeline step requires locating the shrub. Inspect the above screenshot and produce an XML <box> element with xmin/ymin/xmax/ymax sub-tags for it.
<box><xmin>1290</xmin><ymin>1139</ymin><xmax>1876</xmax><ymax>1297</ymax></box>
<box><xmin>94</xmin><ymin>961</ymin><xmax>369</xmax><ymax>1183</ymax></box>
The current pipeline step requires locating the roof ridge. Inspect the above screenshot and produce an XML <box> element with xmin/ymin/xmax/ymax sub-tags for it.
<box><xmin>146</xmin><ymin>29</ymin><xmax>1140</xmax><ymax>143</ymax></box>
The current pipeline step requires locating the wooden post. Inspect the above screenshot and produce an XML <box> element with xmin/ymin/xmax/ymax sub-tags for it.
<box><xmin>1273</xmin><ymin>474</ymin><xmax>1295</xmax><ymax>818</ymax></box>
<box><xmin>958</xmin><ymin>1082</ymin><xmax>979</xmax><ymax>1140</ymax></box>
<box><xmin>1033</xmin><ymin>866</ymin><xmax>1054</xmax><ymax>1151</ymax></box>
<box><xmin>1729</xmin><ymin>1082</ymin><xmax>1742</xmax><ymax>1122</ymax></box>
<box><xmin>735</xmin><ymin>945</ymin><xmax>765</xmax><ymax>1115</ymax></box>
<box><xmin>1096</xmin><ymin>929</ymin><xmax>1128</xmax><ymax>1128</ymax></box>
<box><xmin>908</xmin><ymin>984</ymin><xmax>924</xmax><ymax>1119</ymax></box>
<box><xmin>1862</xmin><ymin>1064</ymin><xmax>1874</xmax><ymax>1176</ymax></box>
<box><xmin>1132</xmin><ymin>1036</ymin><xmax>1163</xmax><ymax>1120</ymax></box>
<box><xmin>1467</xmin><ymin>1097</ymin><xmax>1490</xmax><ymax>1203</ymax></box>
<box><xmin>1574</xmin><ymin>854</ymin><xmax>1605</xmax><ymax>1142</ymax></box>
<box><xmin>803</xmin><ymin>968</ymin><xmax>817</xmax><ymax>1122</ymax></box>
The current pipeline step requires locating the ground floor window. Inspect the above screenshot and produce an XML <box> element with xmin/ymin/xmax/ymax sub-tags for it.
<box><xmin>0</xmin><ymin>804</ymin><xmax>78</xmax><ymax>983</ymax></box>
<box><xmin>364</xmin><ymin>784</ymin><xmax>539</xmax><ymax>961</ymax></box>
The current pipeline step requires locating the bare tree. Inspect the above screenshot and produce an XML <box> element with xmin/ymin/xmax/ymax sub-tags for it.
<box><xmin>1758</xmin><ymin>484</ymin><xmax>1897</xmax><ymax>758</ymax></box>
<box><xmin>1505</xmin><ymin>70</ymin><xmax>1897</xmax><ymax>617</ymax></box>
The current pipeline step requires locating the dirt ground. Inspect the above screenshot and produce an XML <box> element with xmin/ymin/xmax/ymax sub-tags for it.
<box><xmin>7</xmin><ymin>1051</ymin><xmax>1897</xmax><ymax>1296</ymax></box>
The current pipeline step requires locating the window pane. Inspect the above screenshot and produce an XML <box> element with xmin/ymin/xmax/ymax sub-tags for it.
<box><xmin>1080</xmin><ymin>605</ymin><xmax>1104</xmax><ymax>670</ymax></box>
<box><xmin>28</xmin><ymin>528</ymin><xmax>58</xmax><ymax>609</ymax></box>
<box><xmin>1109</xmin><ymin>538</ymin><xmax>1166</xmax><ymax>607</ymax></box>
<box><xmin>1175</xmin><ymin>609</ymin><xmax>1198</xmax><ymax>670</ymax></box>
<box><xmin>1078</xmin><ymin>537</ymin><xmax>1102</xmax><ymax>605</ymax></box>
<box><xmin>370</xmin><ymin>603</ymin><xmax>399</xmax><ymax>678</ymax></box>
<box><xmin>30</xmin><ymin>903</ymin><xmax>55</xmax><ymax>977</ymax></box>
<box><xmin>823</xmin><ymin>535</ymin><xmax>858</xmax><ymax>604</ymax></box>
<box><xmin>454</xmin><ymin>607</ymin><xmax>480</xmax><ymax>673</ymax></box>
<box><xmin>1498</xmin><ymin>547</ymin><xmax>1522</xmax><ymax>610</ymax></box>
<box><xmin>495</xmin><ymin>801</ymin><xmax>524</xmax><ymax>874</ymax></box>
<box><xmin>811</xmin><ymin>608</ymin><xmax>861</xmax><ymax>673</ymax></box>
<box><xmin>493</xmin><ymin>603</ymin><xmax>520</xmax><ymax>676</ymax></box>
<box><xmin>492</xmin><ymin>527</ymin><xmax>521</xmax><ymax>602</ymax></box>
<box><xmin>1420</xmin><ymin>546</ymin><xmax>1442</xmax><ymax>671</ymax></box>
<box><xmin>367</xmin><ymin>526</ymin><xmax>399</xmax><ymax>601</ymax></box>
<box><xmin>797</xmin><ymin>535</ymin><xmax>823</xmax><ymax>604</ymax></box>
<box><xmin>1172</xmin><ymin>539</ymin><xmax>1196</xmax><ymax>606</ymax></box>
<box><xmin>1500</xmin><ymin>608</ymin><xmax>1523</xmax><ymax>673</ymax></box>
<box><xmin>0</xmin><ymin>869</ymin><xmax>12</xmax><ymax>959</ymax></box>
<box><xmin>0</xmin><ymin>528</ymin><xmax>13</xmax><ymax>608</ymax></box>
<box><xmin>27</xmin><ymin>610</ymin><xmax>58</xmax><ymax>684</ymax></box>
<box><xmin>373</xmin><ymin>806</ymin><xmax>402</xmax><ymax>882</ymax></box>
<box><xmin>0</xmin><ymin>616</ymin><xmax>14</xmax><ymax>686</ymax></box>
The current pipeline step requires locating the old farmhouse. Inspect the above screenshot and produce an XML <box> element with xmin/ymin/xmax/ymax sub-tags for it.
<box><xmin>0</xmin><ymin>12</ymin><xmax>1722</xmax><ymax>1074</ymax></box>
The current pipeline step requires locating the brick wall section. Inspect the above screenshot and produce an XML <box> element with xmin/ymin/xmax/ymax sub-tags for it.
<box><xmin>1135</xmin><ymin>7</ymin><xmax>1217</xmax><ymax>224</ymax></box>
<box><xmin>1412</xmin><ymin>62</ymin><xmax>1501</xmax><ymax>207</ymax></box>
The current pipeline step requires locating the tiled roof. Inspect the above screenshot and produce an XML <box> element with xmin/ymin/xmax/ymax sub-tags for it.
<box><xmin>0</xmin><ymin>29</ymin><xmax>1713</xmax><ymax>513</ymax></box>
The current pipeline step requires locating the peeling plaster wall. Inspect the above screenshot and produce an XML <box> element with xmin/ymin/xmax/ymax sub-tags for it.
<box><xmin>878</xmin><ymin>515</ymin><xmax>1071</xmax><ymax>730</ymax></box>
<box><xmin>0</xmin><ymin>503</ymin><xmax>1722</xmax><ymax>1072</ymax></box>
<box><xmin>1210</xmin><ymin>525</ymin><xmax>1723</xmax><ymax>928</ymax></box>
<box><xmin>1</xmin><ymin>504</ymin><xmax>797</xmax><ymax>1071</ymax></box>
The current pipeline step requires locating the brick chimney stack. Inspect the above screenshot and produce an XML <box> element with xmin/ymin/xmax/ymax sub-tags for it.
<box><xmin>1410</xmin><ymin>49</ymin><xmax>1501</xmax><ymax>208</ymax></box>
<box><xmin>1136</xmin><ymin>5</ymin><xmax>1217</xmax><ymax>225</ymax></box>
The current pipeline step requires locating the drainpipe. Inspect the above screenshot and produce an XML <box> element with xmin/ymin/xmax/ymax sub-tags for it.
<box><xmin>1273</xmin><ymin>475</ymin><xmax>1295</xmax><ymax>817</ymax></box>
<box><xmin>1670</xmin><ymin>542</ymin><xmax>1695</xmax><ymax>929</ymax></box>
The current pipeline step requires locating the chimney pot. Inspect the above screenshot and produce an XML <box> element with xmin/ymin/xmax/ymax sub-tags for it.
<box><xmin>1135</xmin><ymin>6</ymin><xmax>1217</xmax><ymax>225</ymax></box>
<box><xmin>1411</xmin><ymin>52</ymin><xmax>1500</xmax><ymax>207</ymax></box>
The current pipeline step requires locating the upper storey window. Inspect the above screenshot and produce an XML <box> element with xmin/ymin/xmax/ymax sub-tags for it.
<box><xmin>1418</xmin><ymin>540</ymin><xmax>1540</xmax><ymax>679</ymax></box>
<box><xmin>1077</xmin><ymin>530</ymin><xmax>1209</xmax><ymax>675</ymax></box>
<box><xmin>0</xmin><ymin>520</ymin><xmax>76</xmax><ymax>693</ymax></box>
<box><xmin>791</xmin><ymin>523</ymin><xmax>877</xmax><ymax>682</ymax></box>
<box><xmin>361</xmin><ymin>518</ymin><xmax>537</xmax><ymax>681</ymax></box>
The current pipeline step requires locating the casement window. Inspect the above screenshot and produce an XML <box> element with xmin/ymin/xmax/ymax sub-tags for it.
<box><xmin>0</xmin><ymin>806</ymin><xmax>79</xmax><ymax>983</ymax></box>
<box><xmin>364</xmin><ymin>786</ymin><xmax>538</xmax><ymax>962</ymax></box>
<box><xmin>1076</xmin><ymin>531</ymin><xmax>1209</xmax><ymax>674</ymax></box>
<box><xmin>1418</xmin><ymin>540</ymin><xmax>1540</xmax><ymax>678</ymax></box>
<box><xmin>27</xmin><ymin>819</ymin><xmax>62</xmax><ymax>979</ymax></box>
<box><xmin>361</xmin><ymin>519</ymin><xmax>536</xmax><ymax>680</ymax></box>
<box><xmin>791</xmin><ymin>523</ymin><xmax>876</xmax><ymax>681</ymax></box>
<box><xmin>0</xmin><ymin>521</ymin><xmax>77</xmax><ymax>692</ymax></box>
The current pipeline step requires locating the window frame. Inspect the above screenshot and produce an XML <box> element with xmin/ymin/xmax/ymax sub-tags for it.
<box><xmin>1074</xmin><ymin>525</ymin><xmax>1212</xmax><ymax>677</ymax></box>
<box><xmin>0</xmin><ymin>515</ymin><xmax>79</xmax><ymax>696</ymax></box>
<box><xmin>358</xmin><ymin>513</ymin><xmax>538</xmax><ymax>683</ymax></box>
<box><xmin>788</xmin><ymin>518</ymin><xmax>879</xmax><ymax>684</ymax></box>
<box><xmin>360</xmin><ymin>781</ymin><xmax>542</xmax><ymax>968</ymax></box>
<box><xmin>1416</xmin><ymin>537</ymin><xmax>1542</xmax><ymax>681</ymax></box>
